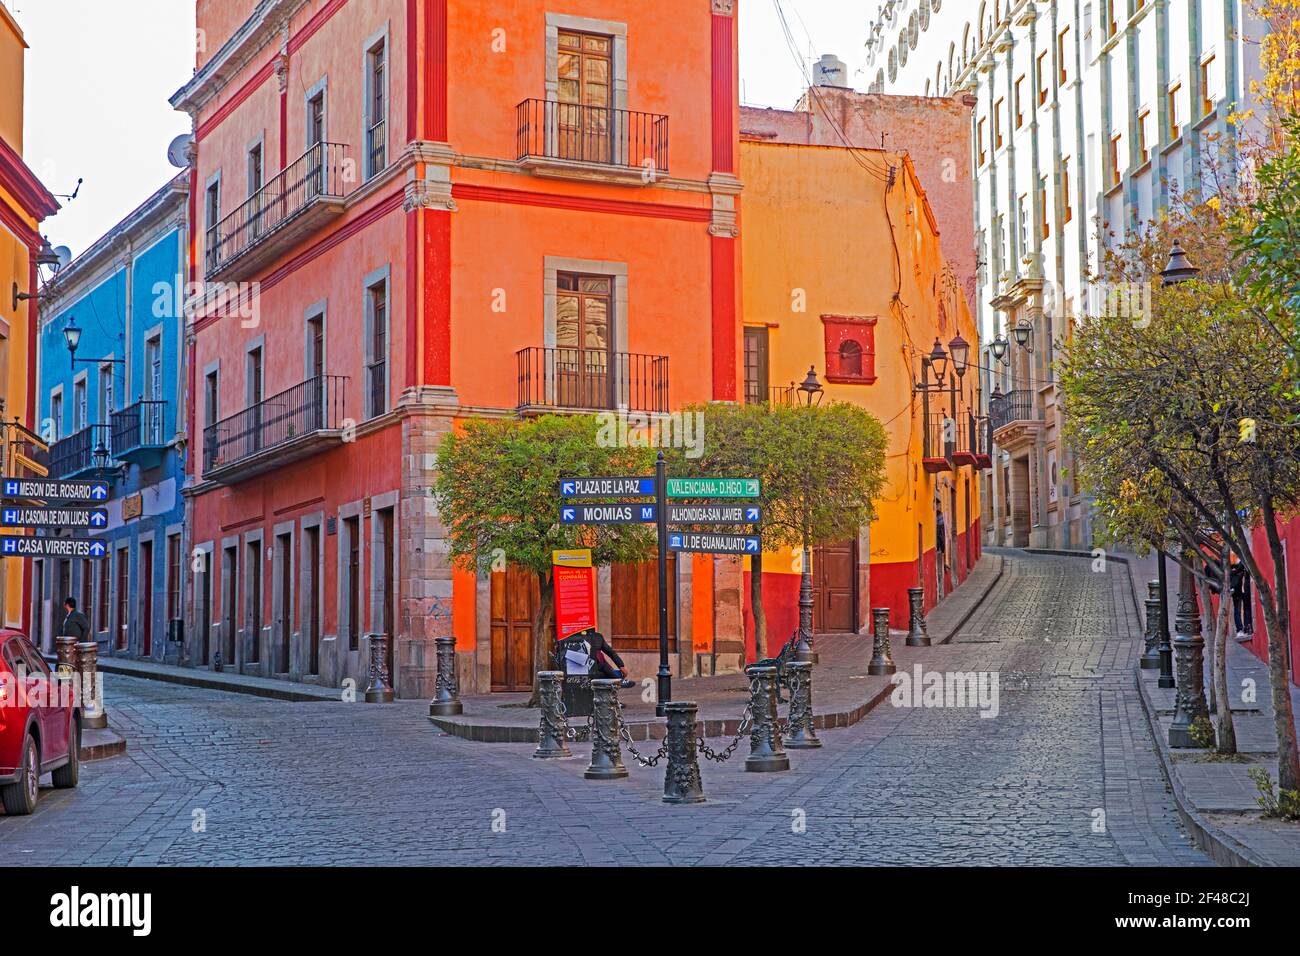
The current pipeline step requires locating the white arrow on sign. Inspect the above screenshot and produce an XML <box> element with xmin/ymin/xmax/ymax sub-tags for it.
<box><xmin>745</xmin><ymin>507</ymin><xmax>760</xmax><ymax>521</ymax></box>
<box><xmin>90</xmin><ymin>511</ymin><xmax>107</xmax><ymax>527</ymax></box>
<box><xmin>90</xmin><ymin>541</ymin><xmax>106</xmax><ymax>557</ymax></box>
<box><xmin>561</xmin><ymin>481</ymin><xmax>577</xmax><ymax>496</ymax></box>
<box><xmin>561</xmin><ymin>507</ymin><xmax>576</xmax><ymax>521</ymax></box>
<box><xmin>91</xmin><ymin>483</ymin><xmax>109</xmax><ymax>500</ymax></box>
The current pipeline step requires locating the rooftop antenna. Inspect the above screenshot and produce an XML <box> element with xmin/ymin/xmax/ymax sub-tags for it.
<box><xmin>53</xmin><ymin>178</ymin><xmax>82</xmax><ymax>202</ymax></box>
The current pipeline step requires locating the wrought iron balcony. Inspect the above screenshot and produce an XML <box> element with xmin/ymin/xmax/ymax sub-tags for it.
<box><xmin>204</xmin><ymin>142</ymin><xmax>351</xmax><ymax>281</ymax></box>
<box><xmin>922</xmin><ymin>412</ymin><xmax>955</xmax><ymax>473</ymax></box>
<box><xmin>49</xmin><ymin>424</ymin><xmax>113</xmax><ymax>480</ymax></box>
<box><xmin>203</xmin><ymin>375</ymin><xmax>347</xmax><ymax>484</ymax></box>
<box><xmin>517</xmin><ymin>99</ymin><xmax>668</xmax><ymax>181</ymax></box>
<box><xmin>744</xmin><ymin>383</ymin><xmax>795</xmax><ymax>407</ymax></box>
<box><xmin>111</xmin><ymin>400</ymin><xmax>171</xmax><ymax>467</ymax></box>
<box><xmin>366</xmin><ymin>360</ymin><xmax>387</xmax><ymax>418</ymax></box>
<box><xmin>0</xmin><ymin>419</ymin><xmax>49</xmax><ymax>481</ymax></box>
<box><xmin>989</xmin><ymin>388</ymin><xmax>1040</xmax><ymax>432</ymax></box>
<box><xmin>517</xmin><ymin>347</ymin><xmax>668</xmax><ymax>413</ymax></box>
<box><xmin>366</xmin><ymin>120</ymin><xmax>387</xmax><ymax>179</ymax></box>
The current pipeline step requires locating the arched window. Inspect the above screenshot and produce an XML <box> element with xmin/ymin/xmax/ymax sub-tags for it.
<box><xmin>839</xmin><ymin>341</ymin><xmax>864</xmax><ymax>378</ymax></box>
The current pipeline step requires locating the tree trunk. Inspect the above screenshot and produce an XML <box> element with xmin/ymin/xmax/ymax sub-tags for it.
<box><xmin>750</xmin><ymin>555</ymin><xmax>766</xmax><ymax>662</ymax></box>
<box><xmin>1197</xmin><ymin>576</ymin><xmax>1217</xmax><ymax>715</ymax></box>
<box><xmin>1212</xmin><ymin>572</ymin><xmax>1237</xmax><ymax>755</ymax></box>
<box><xmin>526</xmin><ymin>572</ymin><xmax>556</xmax><ymax>709</ymax></box>
<box><xmin>1261</xmin><ymin>512</ymin><xmax>1300</xmax><ymax>793</ymax></box>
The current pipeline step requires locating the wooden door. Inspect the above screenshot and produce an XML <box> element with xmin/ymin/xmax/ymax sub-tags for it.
<box><xmin>140</xmin><ymin>541</ymin><xmax>153</xmax><ymax>658</ymax></box>
<box><xmin>611</xmin><ymin>558</ymin><xmax>676</xmax><ymax>652</ymax></box>
<box><xmin>223</xmin><ymin>547</ymin><xmax>237</xmax><ymax>664</ymax></box>
<box><xmin>812</xmin><ymin>540</ymin><xmax>856</xmax><ymax>634</ymax></box>
<box><xmin>306</xmin><ymin>525</ymin><xmax>321</xmax><ymax>676</ymax></box>
<box><xmin>557</xmin><ymin>30</ymin><xmax>612</xmax><ymax>163</ymax></box>
<box><xmin>555</xmin><ymin>274</ymin><xmax>612</xmax><ymax>409</ymax></box>
<box><xmin>490</xmin><ymin>566</ymin><xmax>537</xmax><ymax>692</ymax></box>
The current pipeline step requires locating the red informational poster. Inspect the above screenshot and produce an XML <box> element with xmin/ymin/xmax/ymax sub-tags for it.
<box><xmin>553</xmin><ymin>549</ymin><xmax>597</xmax><ymax>639</ymax></box>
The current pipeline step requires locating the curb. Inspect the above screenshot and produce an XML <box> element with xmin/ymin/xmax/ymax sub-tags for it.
<box><xmin>1024</xmin><ymin>546</ymin><xmax>1266</xmax><ymax>867</ymax></box>
<box><xmin>81</xmin><ymin>726</ymin><xmax>127</xmax><ymax>762</ymax></box>
<box><xmin>430</xmin><ymin>553</ymin><xmax>1005</xmax><ymax>743</ymax></box>
<box><xmin>90</xmin><ymin>658</ymin><xmax>340</xmax><ymax>703</ymax></box>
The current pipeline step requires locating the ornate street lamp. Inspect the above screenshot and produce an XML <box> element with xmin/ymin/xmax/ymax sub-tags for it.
<box><xmin>11</xmin><ymin>235</ymin><xmax>64</xmax><ymax>311</ymax></box>
<box><xmin>1161</xmin><ymin>240</ymin><xmax>1200</xmax><ymax>286</ymax></box>
<box><xmin>793</xmin><ymin>366</ymin><xmax>823</xmax><ymax>663</ymax></box>
<box><xmin>948</xmin><ymin>332</ymin><xmax>970</xmax><ymax>379</ymax></box>
<box><xmin>1011</xmin><ymin>318</ymin><xmax>1034</xmax><ymax>353</ymax></box>
<box><xmin>63</xmin><ymin>316</ymin><xmax>125</xmax><ymax>372</ymax></box>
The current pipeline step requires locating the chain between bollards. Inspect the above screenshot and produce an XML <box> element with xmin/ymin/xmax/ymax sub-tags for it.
<box><xmin>868</xmin><ymin>607</ymin><xmax>897</xmax><ymax>676</ymax></box>
<box><xmin>784</xmin><ymin>661</ymin><xmax>821</xmax><ymax>748</ymax></box>
<box><xmin>533</xmin><ymin>671</ymin><xmax>571</xmax><ymax>758</ymax></box>
<box><xmin>906</xmin><ymin>586</ymin><xmax>931</xmax><ymax>646</ymax></box>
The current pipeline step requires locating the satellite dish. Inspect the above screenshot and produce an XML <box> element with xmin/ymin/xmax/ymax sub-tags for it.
<box><xmin>53</xmin><ymin>246</ymin><xmax>73</xmax><ymax>272</ymax></box>
<box><xmin>167</xmin><ymin>133</ymin><xmax>195</xmax><ymax>169</ymax></box>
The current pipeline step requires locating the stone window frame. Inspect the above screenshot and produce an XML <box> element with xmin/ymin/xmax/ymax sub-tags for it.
<box><xmin>542</xmin><ymin>255</ymin><xmax>629</xmax><ymax>405</ymax></box>
<box><xmin>362</xmin><ymin>264</ymin><xmax>391</xmax><ymax>418</ymax></box>
<box><xmin>368</xmin><ymin>491</ymin><xmax>400</xmax><ymax>639</ymax></box>
<box><xmin>303</xmin><ymin>75</ymin><xmax>329</xmax><ymax>152</ymax></box>
<box><xmin>135</xmin><ymin>528</ymin><xmax>157</xmax><ymax>658</ymax></box>
<box><xmin>298</xmin><ymin>511</ymin><xmax>326</xmax><ymax>677</ymax></box>
<box><xmin>271</xmin><ymin>518</ymin><xmax>297</xmax><ymax>676</ymax></box>
<box><xmin>337</xmin><ymin>499</ymin><xmax>366</xmax><ymax>652</ymax></box>
<box><xmin>303</xmin><ymin>299</ymin><xmax>327</xmax><ymax>380</ymax></box>
<box><xmin>243</xmin><ymin>334</ymin><xmax>265</xmax><ymax>407</ymax></box>
<box><xmin>241</xmin><ymin>528</ymin><xmax>266</xmax><ymax>668</ymax></box>
<box><xmin>544</xmin><ymin>13</ymin><xmax>628</xmax><ymax>110</ymax></box>
<box><xmin>192</xmin><ymin>538</ymin><xmax>216</xmax><ymax>665</ymax></box>
<box><xmin>360</xmin><ymin>23</ymin><xmax>390</xmax><ymax>180</ymax></box>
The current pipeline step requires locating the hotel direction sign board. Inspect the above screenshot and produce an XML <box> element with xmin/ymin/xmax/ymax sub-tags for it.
<box><xmin>1</xmin><ymin>506</ymin><xmax>108</xmax><ymax>530</ymax></box>
<box><xmin>0</xmin><ymin>536</ymin><xmax>108</xmax><ymax>559</ymax></box>
<box><xmin>2</xmin><ymin>477</ymin><xmax>111</xmax><ymax>503</ymax></box>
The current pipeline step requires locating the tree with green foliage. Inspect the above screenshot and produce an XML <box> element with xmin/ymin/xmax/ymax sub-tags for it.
<box><xmin>432</xmin><ymin>414</ymin><xmax>656</xmax><ymax>704</ymax></box>
<box><xmin>672</xmin><ymin>400</ymin><xmax>889</xmax><ymax>660</ymax></box>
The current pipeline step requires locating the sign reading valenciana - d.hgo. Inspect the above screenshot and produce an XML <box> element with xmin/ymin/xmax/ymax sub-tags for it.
<box><xmin>664</xmin><ymin>477</ymin><xmax>760</xmax><ymax>498</ymax></box>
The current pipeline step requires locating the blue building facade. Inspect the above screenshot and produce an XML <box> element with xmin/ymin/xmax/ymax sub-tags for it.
<box><xmin>31</xmin><ymin>175</ymin><xmax>190</xmax><ymax>662</ymax></box>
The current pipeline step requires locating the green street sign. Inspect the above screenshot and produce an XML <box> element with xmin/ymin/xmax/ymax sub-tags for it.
<box><xmin>665</xmin><ymin>477</ymin><xmax>759</xmax><ymax>499</ymax></box>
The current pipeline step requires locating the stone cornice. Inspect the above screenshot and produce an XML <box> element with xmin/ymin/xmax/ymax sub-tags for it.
<box><xmin>170</xmin><ymin>0</ymin><xmax>303</xmax><ymax>116</ymax></box>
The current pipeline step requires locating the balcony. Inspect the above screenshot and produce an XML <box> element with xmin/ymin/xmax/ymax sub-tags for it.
<box><xmin>517</xmin><ymin>347</ymin><xmax>668</xmax><ymax>414</ymax></box>
<box><xmin>111</xmin><ymin>400</ymin><xmax>171</xmax><ymax>468</ymax></box>
<box><xmin>48</xmin><ymin>425</ymin><xmax>113</xmax><ymax>480</ymax></box>
<box><xmin>951</xmin><ymin>411</ymin><xmax>979</xmax><ymax>468</ymax></box>
<box><xmin>922</xmin><ymin>412</ymin><xmax>955</xmax><ymax>473</ymax></box>
<box><xmin>366</xmin><ymin>120</ymin><xmax>387</xmax><ymax>179</ymax></box>
<box><xmin>0</xmin><ymin>419</ymin><xmax>49</xmax><ymax>481</ymax></box>
<box><xmin>516</xmin><ymin>99</ymin><xmax>668</xmax><ymax>184</ymax></box>
<box><xmin>989</xmin><ymin>388</ymin><xmax>1044</xmax><ymax>454</ymax></box>
<box><xmin>205</xmin><ymin>142</ymin><xmax>351</xmax><ymax>282</ymax></box>
<box><xmin>203</xmin><ymin>375</ymin><xmax>347</xmax><ymax>485</ymax></box>
<box><xmin>744</xmin><ymin>383</ymin><xmax>795</xmax><ymax>407</ymax></box>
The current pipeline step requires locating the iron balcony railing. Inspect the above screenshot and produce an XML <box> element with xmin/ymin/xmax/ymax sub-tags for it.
<box><xmin>924</xmin><ymin>412</ymin><xmax>957</xmax><ymax>462</ymax></box>
<box><xmin>517</xmin><ymin>347</ymin><xmax>668</xmax><ymax>413</ymax></box>
<box><xmin>205</xmin><ymin>142</ymin><xmax>351</xmax><ymax>277</ymax></box>
<box><xmin>0</xmin><ymin>418</ymin><xmax>49</xmax><ymax>479</ymax></box>
<box><xmin>366</xmin><ymin>119</ymin><xmax>386</xmax><ymax>179</ymax></box>
<box><xmin>745</xmin><ymin>383</ymin><xmax>795</xmax><ymax>407</ymax></box>
<box><xmin>989</xmin><ymin>388</ymin><xmax>1039</xmax><ymax>431</ymax></box>
<box><xmin>517</xmin><ymin>99</ymin><xmax>669</xmax><ymax>174</ymax></box>
<box><xmin>204</xmin><ymin>375</ymin><xmax>347</xmax><ymax>474</ymax></box>
<box><xmin>366</xmin><ymin>360</ymin><xmax>387</xmax><ymax>418</ymax></box>
<box><xmin>111</xmin><ymin>400</ymin><xmax>170</xmax><ymax>457</ymax></box>
<box><xmin>49</xmin><ymin>424</ymin><xmax>113</xmax><ymax>479</ymax></box>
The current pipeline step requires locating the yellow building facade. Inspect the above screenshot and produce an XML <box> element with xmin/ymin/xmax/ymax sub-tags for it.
<box><xmin>0</xmin><ymin>0</ymin><xmax>59</xmax><ymax>630</ymax></box>
<box><xmin>740</xmin><ymin>105</ymin><xmax>983</xmax><ymax>642</ymax></box>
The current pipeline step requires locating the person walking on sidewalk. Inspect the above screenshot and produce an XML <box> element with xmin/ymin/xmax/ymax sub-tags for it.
<box><xmin>1229</xmin><ymin>558</ymin><xmax>1253</xmax><ymax>640</ymax></box>
<box><xmin>60</xmin><ymin>597</ymin><xmax>90</xmax><ymax>643</ymax></box>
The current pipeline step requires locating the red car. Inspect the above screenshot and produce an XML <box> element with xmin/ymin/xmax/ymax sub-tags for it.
<box><xmin>0</xmin><ymin>630</ymin><xmax>80</xmax><ymax>815</ymax></box>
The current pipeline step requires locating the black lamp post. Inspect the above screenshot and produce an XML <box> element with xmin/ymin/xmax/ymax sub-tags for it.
<box><xmin>11</xmin><ymin>235</ymin><xmax>64</xmax><ymax>311</ymax></box>
<box><xmin>1155</xmin><ymin>241</ymin><xmax>1201</xmax><ymax>689</ymax></box>
<box><xmin>1011</xmin><ymin>318</ymin><xmax>1034</xmax><ymax>353</ymax></box>
<box><xmin>989</xmin><ymin>333</ymin><xmax>1011</xmax><ymax>366</ymax></box>
<box><xmin>792</xmin><ymin>367</ymin><xmax>823</xmax><ymax>664</ymax></box>
<box><xmin>63</xmin><ymin>317</ymin><xmax>125</xmax><ymax>371</ymax></box>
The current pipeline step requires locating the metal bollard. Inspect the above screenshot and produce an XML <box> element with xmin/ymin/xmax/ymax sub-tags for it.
<box><xmin>364</xmin><ymin>632</ymin><xmax>395</xmax><ymax>703</ymax></box>
<box><xmin>784</xmin><ymin>661</ymin><xmax>821</xmax><ymax>749</ymax></box>
<box><xmin>1140</xmin><ymin>580</ymin><xmax>1163</xmax><ymax>669</ymax></box>
<box><xmin>868</xmin><ymin>607</ymin><xmax>897</xmax><ymax>676</ymax></box>
<box><xmin>429</xmin><ymin>636</ymin><xmax>463</xmax><ymax>716</ymax></box>
<box><xmin>75</xmin><ymin>641</ymin><xmax>107</xmax><ymax>729</ymax></box>
<box><xmin>533</xmin><ymin>671</ymin><xmax>571</xmax><ymax>758</ymax></box>
<box><xmin>662</xmin><ymin>701</ymin><xmax>705</xmax><ymax>803</ymax></box>
<box><xmin>744</xmin><ymin>665</ymin><xmax>790</xmax><ymax>772</ymax></box>
<box><xmin>1169</xmin><ymin>565</ymin><xmax>1212</xmax><ymax>748</ymax></box>
<box><xmin>584</xmin><ymin>679</ymin><xmax>629</xmax><ymax>779</ymax></box>
<box><xmin>55</xmin><ymin>637</ymin><xmax>77</xmax><ymax>681</ymax></box>
<box><xmin>906</xmin><ymin>586</ymin><xmax>931</xmax><ymax>646</ymax></box>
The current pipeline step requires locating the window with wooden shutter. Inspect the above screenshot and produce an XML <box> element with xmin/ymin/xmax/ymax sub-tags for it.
<box><xmin>822</xmin><ymin>315</ymin><xmax>878</xmax><ymax>385</ymax></box>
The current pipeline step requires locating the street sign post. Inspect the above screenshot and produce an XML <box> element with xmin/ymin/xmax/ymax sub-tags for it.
<box><xmin>559</xmin><ymin>503</ymin><xmax>657</xmax><ymax>525</ymax></box>
<box><xmin>665</xmin><ymin>477</ymin><xmax>759</xmax><ymax>498</ymax></box>
<box><xmin>1</xmin><ymin>506</ymin><xmax>108</xmax><ymax>530</ymax></box>
<box><xmin>0</xmin><ymin>536</ymin><xmax>108</xmax><ymax>559</ymax></box>
<box><xmin>666</xmin><ymin>503</ymin><xmax>760</xmax><ymax>525</ymax></box>
<box><xmin>667</xmin><ymin>531</ymin><xmax>762</xmax><ymax>556</ymax></box>
<box><xmin>1</xmin><ymin>477</ymin><xmax>111</xmax><ymax>503</ymax></box>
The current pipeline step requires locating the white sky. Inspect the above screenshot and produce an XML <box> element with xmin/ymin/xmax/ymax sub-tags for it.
<box><xmin>14</xmin><ymin>0</ymin><xmax>873</xmax><ymax>257</ymax></box>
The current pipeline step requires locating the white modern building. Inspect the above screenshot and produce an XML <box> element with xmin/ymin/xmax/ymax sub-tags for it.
<box><xmin>864</xmin><ymin>0</ymin><xmax>1263</xmax><ymax>549</ymax></box>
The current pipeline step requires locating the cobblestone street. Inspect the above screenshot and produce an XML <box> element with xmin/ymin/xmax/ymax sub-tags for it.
<box><xmin>1</xmin><ymin>552</ymin><xmax>1209</xmax><ymax>866</ymax></box>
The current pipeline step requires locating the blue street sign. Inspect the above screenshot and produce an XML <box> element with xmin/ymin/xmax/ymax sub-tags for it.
<box><xmin>1</xmin><ymin>477</ymin><xmax>111</xmax><ymax>503</ymax></box>
<box><xmin>0</xmin><ymin>506</ymin><xmax>109</xmax><ymax>530</ymax></box>
<box><xmin>559</xmin><ymin>476</ymin><xmax>655</xmax><ymax>498</ymax></box>
<box><xmin>0</xmin><ymin>535</ymin><xmax>109</xmax><ymax>559</ymax></box>
<box><xmin>560</xmin><ymin>503</ymin><xmax>657</xmax><ymax>525</ymax></box>
<box><xmin>666</xmin><ymin>504</ymin><xmax>762</xmax><ymax>525</ymax></box>
<box><xmin>667</xmin><ymin>532</ymin><xmax>762</xmax><ymax>556</ymax></box>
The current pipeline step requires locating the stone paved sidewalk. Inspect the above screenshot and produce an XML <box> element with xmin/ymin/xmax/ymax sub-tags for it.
<box><xmin>1036</xmin><ymin>546</ymin><xmax>1300</xmax><ymax>865</ymax></box>
<box><xmin>430</xmin><ymin>552</ymin><xmax>1005</xmax><ymax>741</ymax></box>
